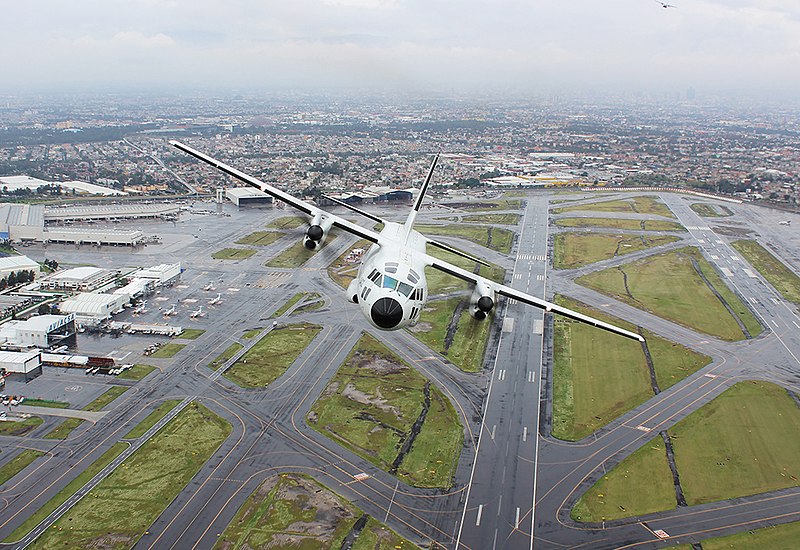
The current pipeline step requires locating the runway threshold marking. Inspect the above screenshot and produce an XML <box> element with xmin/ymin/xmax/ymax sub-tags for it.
<box><xmin>528</xmin><ymin>371</ymin><xmax>535</xmax><ymax>383</ymax></box>
<box><xmin>476</xmin><ymin>504</ymin><xmax>483</xmax><ymax>526</ymax></box>
<box><xmin>793</xmin><ymin>321</ymin><xmax>800</xmax><ymax>329</ymax></box>
<box><xmin>491</xmin><ymin>425</ymin><xmax>496</xmax><ymax>440</ymax></box>
<box><xmin>498</xmin><ymin>369</ymin><xmax>506</xmax><ymax>381</ymax></box>
<box><xmin>515</xmin><ymin>507</ymin><xmax>520</xmax><ymax>529</ymax></box>
<box><xmin>523</xmin><ymin>427</ymin><xmax>527</xmax><ymax>442</ymax></box>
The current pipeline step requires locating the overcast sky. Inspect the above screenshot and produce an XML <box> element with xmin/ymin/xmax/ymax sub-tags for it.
<box><xmin>4</xmin><ymin>0</ymin><xmax>800</xmax><ymax>97</ymax></box>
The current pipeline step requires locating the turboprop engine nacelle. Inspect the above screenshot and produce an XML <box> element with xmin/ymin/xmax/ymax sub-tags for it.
<box><xmin>470</xmin><ymin>281</ymin><xmax>494</xmax><ymax>320</ymax></box>
<box><xmin>304</xmin><ymin>214</ymin><xmax>333</xmax><ymax>250</ymax></box>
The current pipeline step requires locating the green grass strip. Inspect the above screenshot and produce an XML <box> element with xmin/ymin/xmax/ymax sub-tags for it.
<box><xmin>117</xmin><ymin>364</ymin><xmax>156</xmax><ymax>381</ymax></box>
<box><xmin>732</xmin><ymin>240</ymin><xmax>800</xmax><ymax>305</ymax></box>
<box><xmin>702</xmin><ymin>521</ymin><xmax>800</xmax><ymax>550</ymax></box>
<box><xmin>124</xmin><ymin>399</ymin><xmax>181</xmax><ymax>439</ymax></box>
<box><xmin>83</xmin><ymin>386</ymin><xmax>128</xmax><ymax>412</ymax></box>
<box><xmin>21</xmin><ymin>399</ymin><xmax>69</xmax><ymax>409</ymax></box>
<box><xmin>0</xmin><ymin>450</ymin><xmax>45</xmax><ymax>486</ymax></box>
<box><xmin>177</xmin><ymin>328</ymin><xmax>206</xmax><ymax>340</ymax></box>
<box><xmin>27</xmin><ymin>403</ymin><xmax>231</xmax><ymax>549</ymax></box>
<box><xmin>0</xmin><ymin>417</ymin><xmax>44</xmax><ymax>437</ymax></box>
<box><xmin>224</xmin><ymin>323</ymin><xmax>322</xmax><ymax>388</ymax></box>
<box><xmin>234</xmin><ymin>230</ymin><xmax>283</xmax><ymax>246</ymax></box>
<box><xmin>149</xmin><ymin>343</ymin><xmax>186</xmax><ymax>358</ymax></box>
<box><xmin>211</xmin><ymin>247</ymin><xmax>257</xmax><ymax>260</ymax></box>
<box><xmin>5</xmin><ymin>443</ymin><xmax>128</xmax><ymax>542</ymax></box>
<box><xmin>209</xmin><ymin>342</ymin><xmax>243</xmax><ymax>370</ymax></box>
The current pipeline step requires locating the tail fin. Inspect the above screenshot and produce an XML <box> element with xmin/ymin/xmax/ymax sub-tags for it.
<box><xmin>403</xmin><ymin>153</ymin><xmax>439</xmax><ymax>242</ymax></box>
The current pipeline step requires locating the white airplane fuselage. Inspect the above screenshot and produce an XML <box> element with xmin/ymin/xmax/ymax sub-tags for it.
<box><xmin>347</xmin><ymin>221</ymin><xmax>429</xmax><ymax>331</ymax></box>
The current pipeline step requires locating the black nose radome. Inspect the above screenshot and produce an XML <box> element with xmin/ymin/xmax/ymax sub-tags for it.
<box><xmin>370</xmin><ymin>297</ymin><xmax>403</xmax><ymax>329</ymax></box>
<box><xmin>307</xmin><ymin>224</ymin><xmax>324</xmax><ymax>242</ymax></box>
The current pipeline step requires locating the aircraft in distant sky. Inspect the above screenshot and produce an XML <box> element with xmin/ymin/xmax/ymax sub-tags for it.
<box><xmin>653</xmin><ymin>0</ymin><xmax>676</xmax><ymax>8</ymax></box>
<box><xmin>172</xmin><ymin>140</ymin><xmax>643</xmax><ymax>342</ymax></box>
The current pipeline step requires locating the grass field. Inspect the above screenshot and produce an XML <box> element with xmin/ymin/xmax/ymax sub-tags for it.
<box><xmin>690</xmin><ymin>203</ymin><xmax>733</xmax><ymax>217</ymax></box>
<box><xmin>5</xmin><ymin>442</ymin><xmax>128</xmax><ymax>543</ymax></box>
<box><xmin>673</xmin><ymin>381</ymin><xmax>800</xmax><ymax>505</ymax></box>
<box><xmin>0</xmin><ymin>417</ymin><xmax>43</xmax><ymax>437</ymax></box>
<box><xmin>576</xmin><ymin>247</ymin><xmax>761</xmax><ymax>341</ymax></box>
<box><xmin>43</xmin><ymin>417</ymin><xmax>84</xmax><ymax>440</ymax></box>
<box><xmin>211</xmin><ymin>247</ymin><xmax>257</xmax><ymax>260</ymax></box>
<box><xmin>553</xmin><ymin>196</ymin><xmax>676</xmax><ymax>218</ymax></box>
<box><xmin>425</xmin><ymin>245</ymin><xmax>505</xmax><ymax>295</ymax></box>
<box><xmin>265</xmin><ymin>234</ymin><xmax>337</xmax><ymax>268</ymax></box>
<box><xmin>552</xmin><ymin>296</ymin><xmax>710</xmax><ymax>440</ymax></box>
<box><xmin>271</xmin><ymin>292</ymin><xmax>323</xmax><ymax>318</ymax></box>
<box><xmin>267</xmin><ymin>216</ymin><xmax>306</xmax><ymax>229</ymax></box>
<box><xmin>224</xmin><ymin>323</ymin><xmax>322</xmax><ymax>388</ymax></box>
<box><xmin>702</xmin><ymin>521</ymin><xmax>800</xmax><ymax>550</ymax></box>
<box><xmin>214</xmin><ymin>473</ymin><xmax>417</xmax><ymax>550</ymax></box>
<box><xmin>572</xmin><ymin>381</ymin><xmax>800</xmax><ymax>523</ymax></box>
<box><xmin>416</xmin><ymin>223</ymin><xmax>514</xmax><ymax>254</ymax></box>
<box><xmin>84</xmin><ymin>386</ymin><xmax>128</xmax><ymax>411</ymax></box>
<box><xmin>242</xmin><ymin>328</ymin><xmax>262</xmax><ymax>339</ymax></box>
<box><xmin>410</xmin><ymin>297</ymin><xmax>492</xmax><ymax>372</ymax></box>
<box><xmin>27</xmin><ymin>403</ymin><xmax>231</xmax><ymax>549</ymax></box>
<box><xmin>234</xmin><ymin>230</ymin><xmax>283</xmax><ymax>246</ymax></box>
<box><xmin>178</xmin><ymin>328</ymin><xmax>205</xmax><ymax>339</ymax></box>
<box><xmin>732</xmin><ymin>240</ymin><xmax>800</xmax><ymax>304</ymax></box>
<box><xmin>554</xmin><ymin>217</ymin><xmax>686</xmax><ymax>232</ymax></box>
<box><xmin>461</xmin><ymin>213</ymin><xmax>521</xmax><ymax>225</ymax></box>
<box><xmin>149</xmin><ymin>343</ymin><xmax>186</xmax><ymax>358</ymax></box>
<box><xmin>571</xmin><ymin>434</ymin><xmax>676</xmax><ymax>522</ymax></box>
<box><xmin>0</xmin><ymin>450</ymin><xmax>45</xmax><ymax>486</ymax></box>
<box><xmin>308</xmin><ymin>333</ymin><xmax>463</xmax><ymax>488</ymax></box>
<box><xmin>208</xmin><ymin>342</ymin><xmax>243</xmax><ymax>370</ymax></box>
<box><xmin>124</xmin><ymin>399</ymin><xmax>181</xmax><ymax>439</ymax></box>
<box><xmin>117</xmin><ymin>364</ymin><xmax>156</xmax><ymax>381</ymax></box>
<box><xmin>327</xmin><ymin>238</ymin><xmax>370</xmax><ymax>289</ymax></box>
<box><xmin>553</xmin><ymin>233</ymin><xmax>681</xmax><ymax>269</ymax></box>
<box><xmin>21</xmin><ymin>399</ymin><xmax>69</xmax><ymax>408</ymax></box>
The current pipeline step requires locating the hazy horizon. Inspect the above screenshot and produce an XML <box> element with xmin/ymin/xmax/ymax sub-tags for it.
<box><xmin>3</xmin><ymin>1</ymin><xmax>800</xmax><ymax>100</ymax></box>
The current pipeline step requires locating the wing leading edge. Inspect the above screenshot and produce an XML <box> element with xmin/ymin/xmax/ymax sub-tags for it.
<box><xmin>170</xmin><ymin>140</ymin><xmax>381</xmax><ymax>245</ymax></box>
<box><xmin>427</xmin><ymin>255</ymin><xmax>645</xmax><ymax>342</ymax></box>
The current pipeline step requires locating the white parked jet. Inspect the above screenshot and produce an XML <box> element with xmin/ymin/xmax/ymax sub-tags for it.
<box><xmin>172</xmin><ymin>141</ymin><xmax>643</xmax><ymax>342</ymax></box>
<box><xmin>209</xmin><ymin>293</ymin><xmax>222</xmax><ymax>305</ymax></box>
<box><xmin>190</xmin><ymin>306</ymin><xmax>205</xmax><ymax>318</ymax></box>
<box><xmin>163</xmin><ymin>304</ymin><xmax>177</xmax><ymax>317</ymax></box>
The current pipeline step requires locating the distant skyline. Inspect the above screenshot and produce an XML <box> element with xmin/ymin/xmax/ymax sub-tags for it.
<box><xmin>4</xmin><ymin>1</ymin><xmax>800</xmax><ymax>98</ymax></box>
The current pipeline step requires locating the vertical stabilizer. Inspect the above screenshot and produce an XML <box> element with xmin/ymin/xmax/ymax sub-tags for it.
<box><xmin>403</xmin><ymin>153</ymin><xmax>439</xmax><ymax>242</ymax></box>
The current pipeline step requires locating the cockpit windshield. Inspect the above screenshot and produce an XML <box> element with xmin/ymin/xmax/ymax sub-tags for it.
<box><xmin>382</xmin><ymin>275</ymin><xmax>398</xmax><ymax>290</ymax></box>
<box><xmin>398</xmin><ymin>281</ymin><xmax>413</xmax><ymax>297</ymax></box>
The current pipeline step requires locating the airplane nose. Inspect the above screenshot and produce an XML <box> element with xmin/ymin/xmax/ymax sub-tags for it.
<box><xmin>370</xmin><ymin>297</ymin><xmax>404</xmax><ymax>329</ymax></box>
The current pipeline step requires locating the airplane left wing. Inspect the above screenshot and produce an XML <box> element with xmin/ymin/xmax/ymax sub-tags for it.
<box><xmin>426</xmin><ymin>254</ymin><xmax>645</xmax><ymax>342</ymax></box>
<box><xmin>170</xmin><ymin>140</ymin><xmax>381</xmax><ymax>244</ymax></box>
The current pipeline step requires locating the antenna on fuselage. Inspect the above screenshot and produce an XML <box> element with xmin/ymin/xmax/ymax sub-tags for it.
<box><xmin>403</xmin><ymin>153</ymin><xmax>440</xmax><ymax>242</ymax></box>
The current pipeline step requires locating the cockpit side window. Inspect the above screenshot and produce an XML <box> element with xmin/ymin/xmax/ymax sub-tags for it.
<box><xmin>368</xmin><ymin>269</ymin><xmax>382</xmax><ymax>285</ymax></box>
<box><xmin>398</xmin><ymin>282</ymin><xmax>413</xmax><ymax>297</ymax></box>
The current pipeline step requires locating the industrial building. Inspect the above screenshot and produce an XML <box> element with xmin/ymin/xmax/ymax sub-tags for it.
<box><xmin>0</xmin><ymin>255</ymin><xmax>40</xmax><ymax>280</ymax></box>
<box><xmin>41</xmin><ymin>267</ymin><xmax>117</xmax><ymax>292</ymax></box>
<box><xmin>0</xmin><ymin>203</ymin><xmax>171</xmax><ymax>246</ymax></box>
<box><xmin>0</xmin><ymin>350</ymin><xmax>42</xmax><ymax>378</ymax></box>
<box><xmin>59</xmin><ymin>293</ymin><xmax>129</xmax><ymax>322</ymax></box>
<box><xmin>0</xmin><ymin>314</ymin><xmax>77</xmax><ymax>349</ymax></box>
<box><xmin>131</xmin><ymin>263</ymin><xmax>181</xmax><ymax>286</ymax></box>
<box><xmin>226</xmin><ymin>187</ymin><xmax>273</xmax><ymax>206</ymax></box>
<box><xmin>113</xmin><ymin>278</ymin><xmax>152</xmax><ymax>299</ymax></box>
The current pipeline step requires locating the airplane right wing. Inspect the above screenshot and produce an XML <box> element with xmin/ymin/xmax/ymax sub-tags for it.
<box><xmin>425</xmin><ymin>254</ymin><xmax>645</xmax><ymax>342</ymax></box>
<box><xmin>170</xmin><ymin>140</ymin><xmax>382</xmax><ymax>245</ymax></box>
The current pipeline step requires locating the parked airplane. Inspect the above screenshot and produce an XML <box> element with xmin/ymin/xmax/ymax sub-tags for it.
<box><xmin>190</xmin><ymin>306</ymin><xmax>205</xmax><ymax>318</ymax></box>
<box><xmin>203</xmin><ymin>283</ymin><xmax>216</xmax><ymax>291</ymax></box>
<box><xmin>163</xmin><ymin>304</ymin><xmax>177</xmax><ymax>317</ymax></box>
<box><xmin>133</xmin><ymin>300</ymin><xmax>149</xmax><ymax>315</ymax></box>
<box><xmin>779</xmin><ymin>220</ymin><xmax>791</xmax><ymax>226</ymax></box>
<box><xmin>172</xmin><ymin>141</ymin><xmax>643</xmax><ymax>341</ymax></box>
<box><xmin>209</xmin><ymin>293</ymin><xmax>222</xmax><ymax>305</ymax></box>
